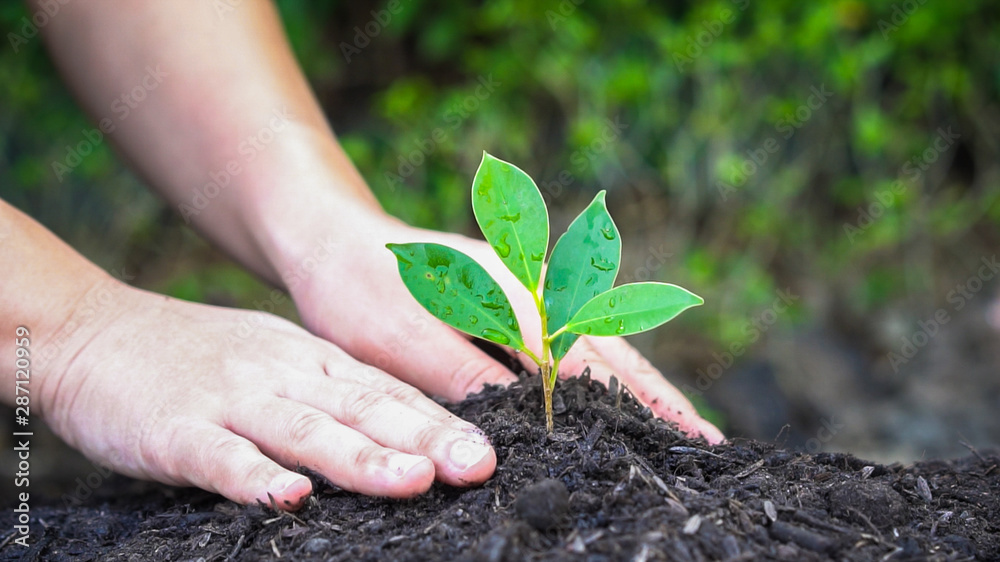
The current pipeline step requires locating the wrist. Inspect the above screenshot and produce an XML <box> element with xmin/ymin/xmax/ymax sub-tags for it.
<box><xmin>234</xmin><ymin>124</ymin><xmax>397</xmax><ymax>291</ymax></box>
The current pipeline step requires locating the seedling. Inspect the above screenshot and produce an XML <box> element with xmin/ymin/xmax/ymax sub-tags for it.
<box><xmin>388</xmin><ymin>153</ymin><xmax>703</xmax><ymax>432</ymax></box>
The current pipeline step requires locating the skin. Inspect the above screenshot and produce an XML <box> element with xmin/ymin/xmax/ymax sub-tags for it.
<box><xmin>0</xmin><ymin>0</ymin><xmax>722</xmax><ymax>511</ymax></box>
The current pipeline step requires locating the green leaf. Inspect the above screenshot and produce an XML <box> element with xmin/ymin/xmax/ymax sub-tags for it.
<box><xmin>565</xmin><ymin>282</ymin><xmax>703</xmax><ymax>337</ymax></box>
<box><xmin>387</xmin><ymin>242</ymin><xmax>526</xmax><ymax>350</ymax></box>
<box><xmin>471</xmin><ymin>152</ymin><xmax>549</xmax><ymax>292</ymax></box>
<box><xmin>543</xmin><ymin>191</ymin><xmax>621</xmax><ymax>360</ymax></box>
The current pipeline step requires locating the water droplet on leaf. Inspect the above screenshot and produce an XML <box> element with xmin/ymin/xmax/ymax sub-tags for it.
<box><xmin>530</xmin><ymin>252</ymin><xmax>544</xmax><ymax>262</ymax></box>
<box><xmin>469</xmin><ymin>316</ymin><xmax>479</xmax><ymax>325</ymax></box>
<box><xmin>616</xmin><ymin>320</ymin><xmax>625</xmax><ymax>334</ymax></box>
<box><xmin>481</xmin><ymin>328</ymin><xmax>511</xmax><ymax>345</ymax></box>
<box><xmin>590</xmin><ymin>257</ymin><xmax>615</xmax><ymax>272</ymax></box>
<box><xmin>608</xmin><ymin>297</ymin><xmax>616</xmax><ymax>308</ymax></box>
<box><xmin>494</xmin><ymin>232</ymin><xmax>511</xmax><ymax>258</ymax></box>
<box><xmin>499</xmin><ymin>212</ymin><xmax>521</xmax><ymax>223</ymax></box>
<box><xmin>601</xmin><ymin>227</ymin><xmax>616</xmax><ymax>240</ymax></box>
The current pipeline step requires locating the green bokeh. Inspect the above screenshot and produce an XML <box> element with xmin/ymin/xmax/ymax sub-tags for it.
<box><xmin>1</xmin><ymin>1</ymin><xmax>998</xmax><ymax>427</ymax></box>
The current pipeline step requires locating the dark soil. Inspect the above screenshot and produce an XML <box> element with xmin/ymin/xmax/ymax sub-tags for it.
<box><xmin>2</xmin><ymin>371</ymin><xmax>998</xmax><ymax>561</ymax></box>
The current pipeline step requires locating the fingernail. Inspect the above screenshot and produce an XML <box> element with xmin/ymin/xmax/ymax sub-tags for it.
<box><xmin>449</xmin><ymin>439</ymin><xmax>491</xmax><ymax>471</ymax></box>
<box><xmin>387</xmin><ymin>453</ymin><xmax>427</xmax><ymax>478</ymax></box>
<box><xmin>269</xmin><ymin>472</ymin><xmax>308</xmax><ymax>495</ymax></box>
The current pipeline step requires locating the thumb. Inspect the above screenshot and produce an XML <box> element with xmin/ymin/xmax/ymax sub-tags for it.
<box><xmin>363</xmin><ymin>319</ymin><xmax>519</xmax><ymax>402</ymax></box>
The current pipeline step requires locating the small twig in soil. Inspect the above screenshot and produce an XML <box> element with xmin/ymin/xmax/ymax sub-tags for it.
<box><xmin>669</xmin><ymin>446</ymin><xmax>722</xmax><ymax>458</ymax></box>
<box><xmin>270</xmin><ymin>538</ymin><xmax>281</xmax><ymax>558</ymax></box>
<box><xmin>735</xmin><ymin>459</ymin><xmax>765</xmax><ymax>478</ymax></box>
<box><xmin>0</xmin><ymin>530</ymin><xmax>16</xmax><ymax>550</ymax></box>
<box><xmin>226</xmin><ymin>533</ymin><xmax>245</xmax><ymax>561</ymax></box>
<box><xmin>957</xmin><ymin>436</ymin><xmax>988</xmax><ymax>464</ymax></box>
<box><xmin>847</xmin><ymin>507</ymin><xmax>882</xmax><ymax>537</ymax></box>
<box><xmin>774</xmin><ymin>424</ymin><xmax>791</xmax><ymax>443</ymax></box>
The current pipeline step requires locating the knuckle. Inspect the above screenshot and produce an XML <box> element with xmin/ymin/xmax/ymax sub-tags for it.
<box><xmin>381</xmin><ymin>380</ymin><xmax>426</xmax><ymax>405</ymax></box>
<box><xmin>282</xmin><ymin>409</ymin><xmax>330</xmax><ymax>446</ymax></box>
<box><xmin>449</xmin><ymin>357</ymin><xmax>497</xmax><ymax>398</ymax></box>
<box><xmin>339</xmin><ymin>388</ymin><xmax>396</xmax><ymax>428</ymax></box>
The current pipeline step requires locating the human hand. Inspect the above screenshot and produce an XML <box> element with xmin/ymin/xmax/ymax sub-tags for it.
<box><xmin>37</xmin><ymin>281</ymin><xmax>496</xmax><ymax>510</ymax></box>
<box><xmin>286</xmin><ymin>212</ymin><xmax>723</xmax><ymax>444</ymax></box>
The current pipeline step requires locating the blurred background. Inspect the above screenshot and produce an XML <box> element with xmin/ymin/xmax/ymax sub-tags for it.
<box><xmin>2</xmin><ymin>0</ymin><xmax>999</xmax><ymax>495</ymax></box>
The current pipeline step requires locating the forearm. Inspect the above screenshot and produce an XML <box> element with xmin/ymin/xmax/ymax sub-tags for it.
<box><xmin>32</xmin><ymin>0</ymin><xmax>384</xmax><ymax>287</ymax></box>
<box><xmin>0</xmin><ymin>200</ymin><xmax>116</xmax><ymax>414</ymax></box>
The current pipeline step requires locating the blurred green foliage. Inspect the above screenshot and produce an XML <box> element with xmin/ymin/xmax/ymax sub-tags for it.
<box><xmin>1</xmin><ymin>0</ymin><xmax>998</xmax><ymax>370</ymax></box>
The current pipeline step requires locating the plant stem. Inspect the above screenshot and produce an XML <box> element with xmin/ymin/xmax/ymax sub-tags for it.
<box><xmin>535</xmin><ymin>287</ymin><xmax>555</xmax><ymax>432</ymax></box>
<box><xmin>541</xmin><ymin>361</ymin><xmax>553</xmax><ymax>432</ymax></box>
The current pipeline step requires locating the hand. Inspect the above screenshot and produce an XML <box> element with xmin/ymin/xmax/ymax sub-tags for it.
<box><xmin>287</xmin><ymin>212</ymin><xmax>724</xmax><ymax>444</ymax></box>
<box><xmin>38</xmin><ymin>280</ymin><xmax>496</xmax><ymax>510</ymax></box>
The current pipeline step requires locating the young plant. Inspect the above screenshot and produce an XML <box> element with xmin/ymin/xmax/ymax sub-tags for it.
<box><xmin>387</xmin><ymin>153</ymin><xmax>703</xmax><ymax>432</ymax></box>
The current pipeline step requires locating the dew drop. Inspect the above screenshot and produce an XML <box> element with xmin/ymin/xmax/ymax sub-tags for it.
<box><xmin>469</xmin><ymin>316</ymin><xmax>479</xmax><ymax>325</ymax></box>
<box><xmin>608</xmin><ymin>297</ymin><xmax>616</xmax><ymax>308</ymax></box>
<box><xmin>600</xmin><ymin>226</ymin><xmax>616</xmax><ymax>240</ymax></box>
<box><xmin>494</xmin><ymin>232</ymin><xmax>511</xmax><ymax>258</ymax></box>
<box><xmin>530</xmin><ymin>252</ymin><xmax>544</xmax><ymax>262</ymax></box>
<box><xmin>481</xmin><ymin>328</ymin><xmax>511</xmax><ymax>345</ymax></box>
<box><xmin>508</xmin><ymin>317</ymin><xmax>519</xmax><ymax>331</ymax></box>
<box><xmin>443</xmin><ymin>306</ymin><xmax>454</xmax><ymax>318</ymax></box>
<box><xmin>480</xmin><ymin>298</ymin><xmax>503</xmax><ymax>310</ymax></box>
<box><xmin>584</xmin><ymin>274</ymin><xmax>598</xmax><ymax>287</ymax></box>
<box><xmin>616</xmin><ymin>320</ymin><xmax>625</xmax><ymax>334</ymax></box>
<box><xmin>585</xmin><ymin>326</ymin><xmax>593</xmax><ymax>334</ymax></box>
<box><xmin>499</xmin><ymin>212</ymin><xmax>521</xmax><ymax>223</ymax></box>
<box><xmin>590</xmin><ymin>257</ymin><xmax>615</xmax><ymax>272</ymax></box>
<box><xmin>477</xmin><ymin>183</ymin><xmax>492</xmax><ymax>203</ymax></box>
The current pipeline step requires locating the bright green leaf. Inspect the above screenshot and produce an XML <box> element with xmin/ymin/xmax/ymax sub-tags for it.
<box><xmin>471</xmin><ymin>152</ymin><xmax>549</xmax><ymax>292</ymax></box>
<box><xmin>543</xmin><ymin>191</ymin><xmax>621</xmax><ymax>360</ymax></box>
<box><xmin>387</xmin><ymin>242</ymin><xmax>526</xmax><ymax>350</ymax></box>
<box><xmin>565</xmin><ymin>282</ymin><xmax>703</xmax><ymax>337</ymax></box>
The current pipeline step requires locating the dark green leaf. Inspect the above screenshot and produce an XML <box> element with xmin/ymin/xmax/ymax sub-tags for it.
<box><xmin>471</xmin><ymin>152</ymin><xmax>549</xmax><ymax>292</ymax></box>
<box><xmin>565</xmin><ymin>282</ymin><xmax>703</xmax><ymax>337</ymax></box>
<box><xmin>543</xmin><ymin>191</ymin><xmax>620</xmax><ymax>360</ymax></box>
<box><xmin>387</xmin><ymin>242</ymin><xmax>526</xmax><ymax>350</ymax></box>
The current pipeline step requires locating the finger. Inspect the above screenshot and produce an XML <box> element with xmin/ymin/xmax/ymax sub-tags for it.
<box><xmin>361</xmin><ymin>315</ymin><xmax>519</xmax><ymax>402</ymax></box>
<box><xmin>164</xmin><ymin>422</ymin><xmax>314</xmax><ymax>510</ymax></box>
<box><xmin>284</xmin><ymin>374</ymin><xmax>496</xmax><ymax>486</ymax></box>
<box><xmin>225</xmin><ymin>398</ymin><xmax>436</xmax><ymax>498</ymax></box>
<box><xmin>582</xmin><ymin>336</ymin><xmax>725</xmax><ymax>444</ymax></box>
<box><xmin>320</xmin><ymin>352</ymin><xmax>472</xmax><ymax>422</ymax></box>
